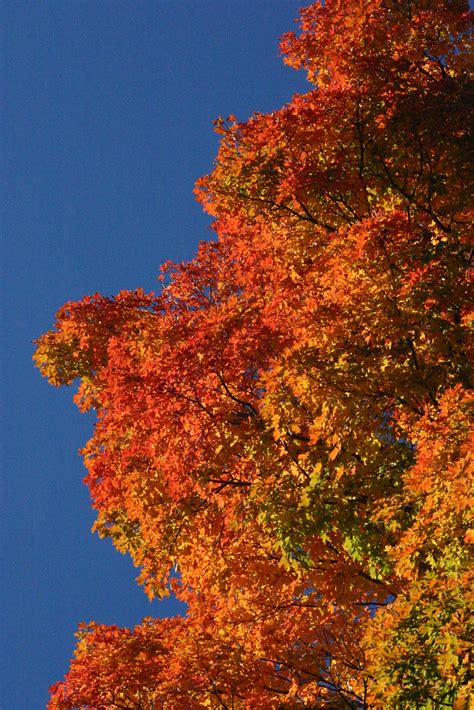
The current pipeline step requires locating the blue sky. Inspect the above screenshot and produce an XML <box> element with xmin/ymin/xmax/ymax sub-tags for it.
<box><xmin>1</xmin><ymin>2</ymin><xmax>308</xmax><ymax>706</ymax></box>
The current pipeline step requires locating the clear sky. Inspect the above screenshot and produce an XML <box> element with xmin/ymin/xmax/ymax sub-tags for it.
<box><xmin>1</xmin><ymin>2</ymin><xmax>308</xmax><ymax>707</ymax></box>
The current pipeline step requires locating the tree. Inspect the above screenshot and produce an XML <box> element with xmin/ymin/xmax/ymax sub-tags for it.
<box><xmin>35</xmin><ymin>1</ymin><xmax>473</xmax><ymax>707</ymax></box>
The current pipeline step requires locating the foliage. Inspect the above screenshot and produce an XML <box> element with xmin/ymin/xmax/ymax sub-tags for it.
<box><xmin>35</xmin><ymin>1</ymin><xmax>473</xmax><ymax>707</ymax></box>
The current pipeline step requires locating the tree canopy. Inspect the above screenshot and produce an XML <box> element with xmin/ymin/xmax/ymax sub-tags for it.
<box><xmin>35</xmin><ymin>1</ymin><xmax>473</xmax><ymax>707</ymax></box>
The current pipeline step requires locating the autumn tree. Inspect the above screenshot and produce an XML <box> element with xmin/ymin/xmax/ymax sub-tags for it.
<box><xmin>35</xmin><ymin>1</ymin><xmax>473</xmax><ymax>707</ymax></box>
